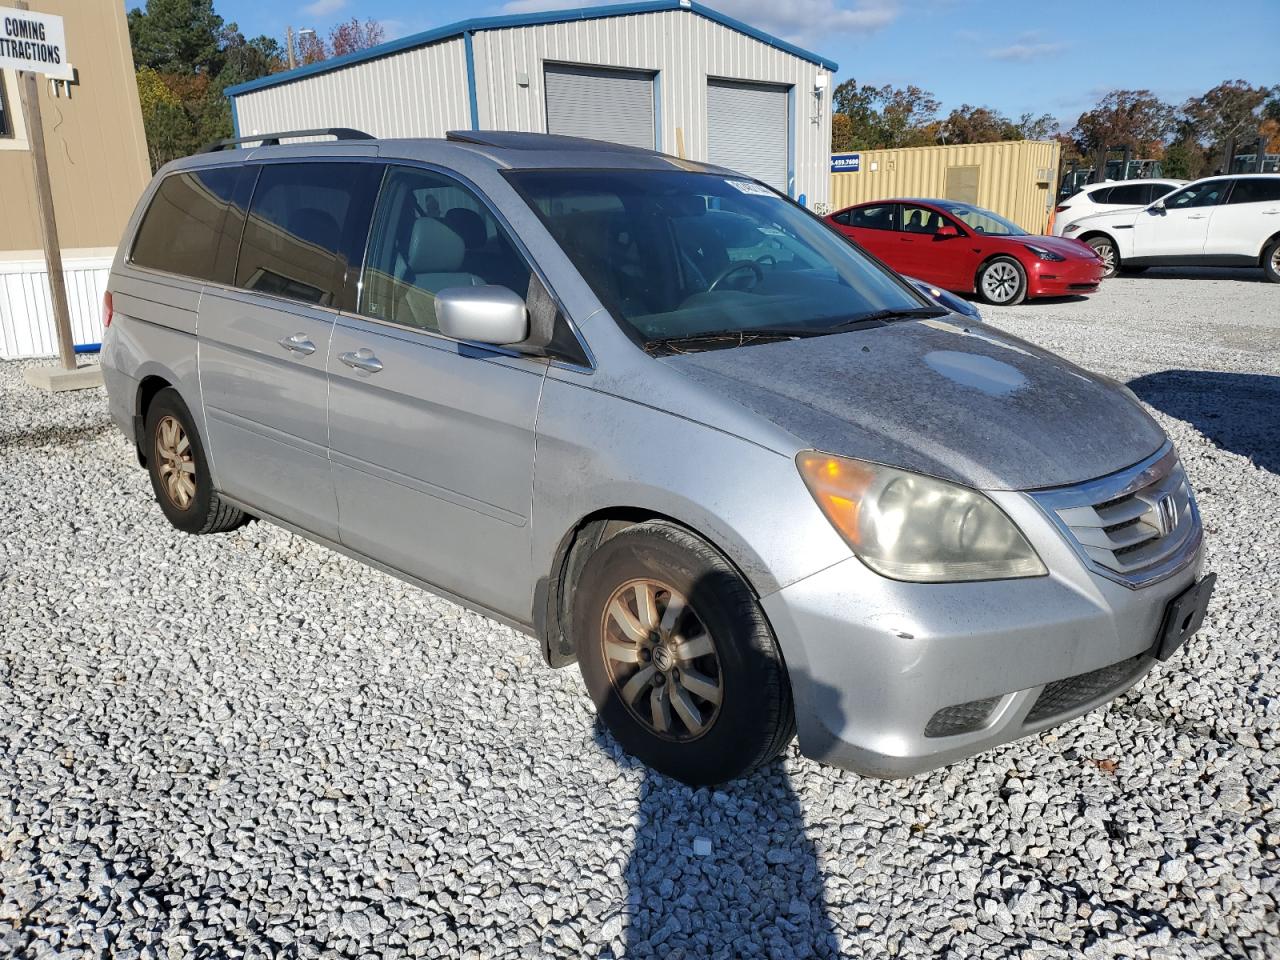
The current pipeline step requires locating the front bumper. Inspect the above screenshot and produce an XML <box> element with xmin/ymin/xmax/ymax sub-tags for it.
<box><xmin>1027</xmin><ymin>258</ymin><xmax>1105</xmax><ymax>298</ymax></box>
<box><xmin>762</xmin><ymin>489</ymin><xmax>1203</xmax><ymax>778</ymax></box>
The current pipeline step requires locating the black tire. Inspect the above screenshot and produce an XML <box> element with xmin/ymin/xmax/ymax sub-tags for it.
<box><xmin>1264</xmin><ymin>238</ymin><xmax>1280</xmax><ymax>284</ymax></box>
<box><xmin>1087</xmin><ymin>236</ymin><xmax>1119</xmax><ymax>279</ymax></box>
<box><xmin>976</xmin><ymin>255</ymin><xmax>1028</xmax><ymax>305</ymax></box>
<box><xmin>573</xmin><ymin>521</ymin><xmax>795</xmax><ymax>785</ymax></box>
<box><xmin>144</xmin><ymin>387</ymin><xmax>246</xmax><ymax>535</ymax></box>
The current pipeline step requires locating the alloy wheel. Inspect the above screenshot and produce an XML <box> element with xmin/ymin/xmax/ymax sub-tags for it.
<box><xmin>600</xmin><ymin>578</ymin><xmax>723</xmax><ymax>741</ymax></box>
<box><xmin>982</xmin><ymin>261</ymin><xmax>1021</xmax><ymax>303</ymax></box>
<box><xmin>1272</xmin><ymin>245</ymin><xmax>1280</xmax><ymax>276</ymax></box>
<box><xmin>1090</xmin><ymin>240</ymin><xmax>1117</xmax><ymax>276</ymax></box>
<box><xmin>154</xmin><ymin>415</ymin><xmax>196</xmax><ymax>510</ymax></box>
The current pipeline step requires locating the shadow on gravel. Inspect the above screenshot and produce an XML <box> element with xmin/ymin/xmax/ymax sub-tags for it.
<box><xmin>588</xmin><ymin>566</ymin><xmax>841</xmax><ymax>958</ymax></box>
<box><xmin>1126</xmin><ymin>266</ymin><xmax>1269</xmax><ymax>283</ymax></box>
<box><xmin>1127</xmin><ymin>370</ymin><xmax>1280</xmax><ymax>475</ymax></box>
<box><xmin>598</xmin><ymin>740</ymin><xmax>840</xmax><ymax>959</ymax></box>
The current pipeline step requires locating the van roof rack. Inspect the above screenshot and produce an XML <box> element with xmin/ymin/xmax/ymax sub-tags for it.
<box><xmin>198</xmin><ymin>128</ymin><xmax>375</xmax><ymax>153</ymax></box>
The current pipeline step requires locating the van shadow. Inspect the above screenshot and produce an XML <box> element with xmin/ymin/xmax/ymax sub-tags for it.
<box><xmin>589</xmin><ymin>566</ymin><xmax>842</xmax><ymax>959</ymax></box>
<box><xmin>593</xmin><ymin>727</ymin><xmax>840</xmax><ymax>959</ymax></box>
<box><xmin>1126</xmin><ymin>370</ymin><xmax>1280</xmax><ymax>475</ymax></box>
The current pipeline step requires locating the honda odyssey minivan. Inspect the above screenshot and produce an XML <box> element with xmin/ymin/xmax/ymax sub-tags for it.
<box><xmin>102</xmin><ymin>129</ymin><xmax>1214</xmax><ymax>785</ymax></box>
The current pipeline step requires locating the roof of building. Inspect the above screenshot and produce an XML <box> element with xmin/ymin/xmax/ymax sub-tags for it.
<box><xmin>224</xmin><ymin>0</ymin><xmax>839</xmax><ymax>99</ymax></box>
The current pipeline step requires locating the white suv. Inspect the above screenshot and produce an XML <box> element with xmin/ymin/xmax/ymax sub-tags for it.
<box><xmin>1064</xmin><ymin>174</ymin><xmax>1280</xmax><ymax>281</ymax></box>
<box><xmin>1052</xmin><ymin>179</ymin><xmax>1185</xmax><ymax>237</ymax></box>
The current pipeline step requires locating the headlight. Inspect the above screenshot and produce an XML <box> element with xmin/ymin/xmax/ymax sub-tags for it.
<box><xmin>796</xmin><ymin>452</ymin><xmax>1047</xmax><ymax>583</ymax></box>
<box><xmin>1025</xmin><ymin>244</ymin><xmax>1065</xmax><ymax>261</ymax></box>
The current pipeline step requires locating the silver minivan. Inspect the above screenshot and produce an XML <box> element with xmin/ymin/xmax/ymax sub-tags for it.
<box><xmin>102</xmin><ymin>130</ymin><xmax>1214</xmax><ymax>785</ymax></box>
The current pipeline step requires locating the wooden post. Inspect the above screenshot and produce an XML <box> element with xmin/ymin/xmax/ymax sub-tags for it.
<box><xmin>15</xmin><ymin>0</ymin><xmax>75</xmax><ymax>371</ymax></box>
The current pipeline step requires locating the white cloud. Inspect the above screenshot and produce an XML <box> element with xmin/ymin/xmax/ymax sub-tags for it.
<box><xmin>986</xmin><ymin>31</ymin><xmax>1066</xmax><ymax>62</ymax></box>
<box><xmin>499</xmin><ymin>0</ymin><xmax>900</xmax><ymax>48</ymax></box>
<box><xmin>301</xmin><ymin>0</ymin><xmax>347</xmax><ymax>17</ymax></box>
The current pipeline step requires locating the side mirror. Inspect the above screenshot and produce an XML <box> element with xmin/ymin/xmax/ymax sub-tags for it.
<box><xmin>934</xmin><ymin>225</ymin><xmax>960</xmax><ymax>239</ymax></box>
<box><xmin>1151</xmin><ymin>199</ymin><xmax>1166</xmax><ymax>212</ymax></box>
<box><xmin>434</xmin><ymin>285</ymin><xmax>529</xmax><ymax>345</ymax></box>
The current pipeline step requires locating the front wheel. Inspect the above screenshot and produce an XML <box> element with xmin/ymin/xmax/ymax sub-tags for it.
<box><xmin>1264</xmin><ymin>238</ymin><xmax>1280</xmax><ymax>284</ymax></box>
<box><xmin>977</xmin><ymin>256</ymin><xmax>1028</xmax><ymax>305</ymax></box>
<box><xmin>573</xmin><ymin>521</ymin><xmax>795</xmax><ymax>785</ymax></box>
<box><xmin>1087</xmin><ymin>236</ymin><xmax>1119</xmax><ymax>278</ymax></box>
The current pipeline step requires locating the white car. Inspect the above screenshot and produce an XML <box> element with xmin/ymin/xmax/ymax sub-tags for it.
<box><xmin>1063</xmin><ymin>174</ymin><xmax>1280</xmax><ymax>281</ymax></box>
<box><xmin>1052</xmin><ymin>179</ymin><xmax>1185</xmax><ymax>237</ymax></box>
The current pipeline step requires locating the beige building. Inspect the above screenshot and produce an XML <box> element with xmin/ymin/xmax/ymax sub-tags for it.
<box><xmin>829</xmin><ymin>140</ymin><xmax>1062</xmax><ymax>235</ymax></box>
<box><xmin>0</xmin><ymin>0</ymin><xmax>150</xmax><ymax>358</ymax></box>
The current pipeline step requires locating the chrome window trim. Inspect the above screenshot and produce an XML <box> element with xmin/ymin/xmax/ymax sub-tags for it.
<box><xmin>1028</xmin><ymin>441</ymin><xmax>1203</xmax><ymax>590</ymax></box>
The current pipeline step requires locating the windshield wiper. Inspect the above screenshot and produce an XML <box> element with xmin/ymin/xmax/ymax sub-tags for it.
<box><xmin>834</xmin><ymin>307</ymin><xmax>948</xmax><ymax>327</ymax></box>
<box><xmin>643</xmin><ymin>327</ymin><xmax>832</xmax><ymax>355</ymax></box>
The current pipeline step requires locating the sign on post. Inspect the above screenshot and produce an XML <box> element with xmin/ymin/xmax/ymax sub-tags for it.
<box><xmin>831</xmin><ymin>153</ymin><xmax>861</xmax><ymax>173</ymax></box>
<box><xmin>3</xmin><ymin>3</ymin><xmax>82</xmax><ymax>383</ymax></box>
<box><xmin>0</xmin><ymin>6</ymin><xmax>71</xmax><ymax>80</ymax></box>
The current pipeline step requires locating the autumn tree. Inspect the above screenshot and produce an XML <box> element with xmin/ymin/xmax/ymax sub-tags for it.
<box><xmin>129</xmin><ymin>0</ymin><xmax>282</xmax><ymax>168</ymax></box>
<box><xmin>831</xmin><ymin>79</ymin><xmax>939</xmax><ymax>150</ymax></box>
<box><xmin>1071</xmin><ymin>89</ymin><xmax>1174</xmax><ymax>172</ymax></box>
<box><xmin>1180</xmin><ymin>80</ymin><xmax>1275</xmax><ymax>169</ymax></box>
<box><xmin>330</xmin><ymin>18</ymin><xmax>386</xmax><ymax>57</ymax></box>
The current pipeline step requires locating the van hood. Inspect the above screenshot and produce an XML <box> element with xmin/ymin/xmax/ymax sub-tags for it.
<box><xmin>660</xmin><ymin>317</ymin><xmax>1166</xmax><ymax>491</ymax></box>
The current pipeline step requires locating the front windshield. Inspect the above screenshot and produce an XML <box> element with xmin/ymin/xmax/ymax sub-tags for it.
<box><xmin>934</xmin><ymin>202</ymin><xmax>1027</xmax><ymax>237</ymax></box>
<box><xmin>506</xmin><ymin>169</ymin><xmax>932</xmax><ymax>347</ymax></box>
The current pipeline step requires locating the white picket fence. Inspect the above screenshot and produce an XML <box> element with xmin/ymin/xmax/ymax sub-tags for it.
<box><xmin>0</xmin><ymin>255</ymin><xmax>113</xmax><ymax>360</ymax></box>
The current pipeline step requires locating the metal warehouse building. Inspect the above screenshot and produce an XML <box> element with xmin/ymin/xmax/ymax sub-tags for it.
<box><xmin>225</xmin><ymin>0</ymin><xmax>836</xmax><ymax>208</ymax></box>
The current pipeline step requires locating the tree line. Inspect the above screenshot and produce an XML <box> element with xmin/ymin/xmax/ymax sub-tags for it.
<box><xmin>832</xmin><ymin>78</ymin><xmax>1280</xmax><ymax>179</ymax></box>
<box><xmin>129</xmin><ymin>0</ymin><xmax>385</xmax><ymax>170</ymax></box>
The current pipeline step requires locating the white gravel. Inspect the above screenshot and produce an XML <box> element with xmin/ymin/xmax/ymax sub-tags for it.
<box><xmin>2</xmin><ymin>269</ymin><xmax>1278</xmax><ymax>959</ymax></box>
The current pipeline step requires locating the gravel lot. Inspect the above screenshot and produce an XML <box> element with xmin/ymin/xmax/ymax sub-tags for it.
<box><xmin>2</xmin><ymin>268</ymin><xmax>1278</xmax><ymax>959</ymax></box>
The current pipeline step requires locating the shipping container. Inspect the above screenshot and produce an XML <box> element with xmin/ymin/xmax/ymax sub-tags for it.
<box><xmin>828</xmin><ymin>140</ymin><xmax>1061</xmax><ymax>235</ymax></box>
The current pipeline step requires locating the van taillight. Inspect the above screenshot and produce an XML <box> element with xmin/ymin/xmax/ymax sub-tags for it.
<box><xmin>102</xmin><ymin>291</ymin><xmax>113</xmax><ymax>328</ymax></box>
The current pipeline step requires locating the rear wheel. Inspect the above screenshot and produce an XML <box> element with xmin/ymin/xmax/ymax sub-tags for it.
<box><xmin>573</xmin><ymin>521</ymin><xmax>795</xmax><ymax>785</ymax></box>
<box><xmin>1264</xmin><ymin>238</ymin><xmax>1280</xmax><ymax>284</ymax></box>
<box><xmin>977</xmin><ymin>256</ymin><xmax>1027</xmax><ymax>305</ymax></box>
<box><xmin>144</xmin><ymin>388</ymin><xmax>247</xmax><ymax>535</ymax></box>
<box><xmin>1087</xmin><ymin>236</ymin><xmax>1119</xmax><ymax>278</ymax></box>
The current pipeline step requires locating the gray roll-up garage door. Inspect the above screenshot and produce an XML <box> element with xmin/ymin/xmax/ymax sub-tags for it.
<box><xmin>544</xmin><ymin>64</ymin><xmax>655</xmax><ymax>150</ymax></box>
<box><xmin>707</xmin><ymin>79</ymin><xmax>790</xmax><ymax>193</ymax></box>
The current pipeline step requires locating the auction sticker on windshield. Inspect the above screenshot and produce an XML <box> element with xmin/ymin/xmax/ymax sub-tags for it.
<box><xmin>725</xmin><ymin>180</ymin><xmax>774</xmax><ymax>196</ymax></box>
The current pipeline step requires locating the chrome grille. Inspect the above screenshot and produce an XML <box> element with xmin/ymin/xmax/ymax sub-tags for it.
<box><xmin>1031</xmin><ymin>443</ymin><xmax>1201</xmax><ymax>588</ymax></box>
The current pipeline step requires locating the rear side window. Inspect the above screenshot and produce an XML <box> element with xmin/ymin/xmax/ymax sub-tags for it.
<box><xmin>235</xmin><ymin>162</ymin><xmax>383</xmax><ymax>310</ymax></box>
<box><xmin>131</xmin><ymin>167</ymin><xmax>242</xmax><ymax>282</ymax></box>
<box><xmin>1088</xmin><ymin>187</ymin><xmax>1114</xmax><ymax>204</ymax></box>
<box><xmin>1226</xmin><ymin>178</ymin><xmax>1280</xmax><ymax>204</ymax></box>
<box><xmin>1104</xmin><ymin>184</ymin><xmax>1149</xmax><ymax>205</ymax></box>
<box><xmin>849</xmin><ymin>204</ymin><xmax>896</xmax><ymax>230</ymax></box>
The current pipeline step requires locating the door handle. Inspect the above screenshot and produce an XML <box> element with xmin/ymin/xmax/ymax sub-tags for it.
<box><xmin>278</xmin><ymin>333</ymin><xmax>316</xmax><ymax>356</ymax></box>
<box><xmin>339</xmin><ymin>348</ymin><xmax>383</xmax><ymax>374</ymax></box>
<box><xmin>1187</xmin><ymin>214</ymin><xmax>1207</xmax><ymax>220</ymax></box>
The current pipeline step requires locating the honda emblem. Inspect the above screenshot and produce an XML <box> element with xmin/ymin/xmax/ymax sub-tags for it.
<box><xmin>1155</xmin><ymin>494</ymin><xmax>1178</xmax><ymax>537</ymax></box>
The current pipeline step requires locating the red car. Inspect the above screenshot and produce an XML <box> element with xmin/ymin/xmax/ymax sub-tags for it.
<box><xmin>826</xmin><ymin>198</ymin><xmax>1104</xmax><ymax>306</ymax></box>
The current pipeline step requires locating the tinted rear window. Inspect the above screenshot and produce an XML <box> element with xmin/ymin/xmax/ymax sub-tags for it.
<box><xmin>1226</xmin><ymin>177</ymin><xmax>1280</xmax><ymax>204</ymax></box>
<box><xmin>235</xmin><ymin>162</ymin><xmax>383</xmax><ymax>310</ymax></box>
<box><xmin>131</xmin><ymin>167</ymin><xmax>241</xmax><ymax>282</ymax></box>
<box><xmin>1104</xmin><ymin>184</ymin><xmax>1149</xmax><ymax>205</ymax></box>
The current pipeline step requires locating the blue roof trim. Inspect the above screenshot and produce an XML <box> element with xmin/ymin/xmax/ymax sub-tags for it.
<box><xmin>224</xmin><ymin>0</ymin><xmax>837</xmax><ymax>99</ymax></box>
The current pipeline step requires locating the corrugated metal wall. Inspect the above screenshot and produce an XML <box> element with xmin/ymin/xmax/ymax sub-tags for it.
<box><xmin>233</xmin><ymin>39</ymin><xmax>472</xmax><ymax>141</ymax></box>
<box><xmin>829</xmin><ymin>140</ymin><xmax>1062</xmax><ymax>234</ymax></box>
<box><xmin>233</xmin><ymin>9</ymin><xmax>833</xmax><ymax>208</ymax></box>
<box><xmin>474</xmin><ymin>9</ymin><xmax>832</xmax><ymax>206</ymax></box>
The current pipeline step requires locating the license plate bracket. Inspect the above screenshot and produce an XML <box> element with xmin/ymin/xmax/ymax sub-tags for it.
<box><xmin>1153</xmin><ymin>573</ymin><xmax>1216</xmax><ymax>662</ymax></box>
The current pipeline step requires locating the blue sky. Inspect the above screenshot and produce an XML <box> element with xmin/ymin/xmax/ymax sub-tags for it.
<box><xmin>210</xmin><ymin>0</ymin><xmax>1275</xmax><ymax>129</ymax></box>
